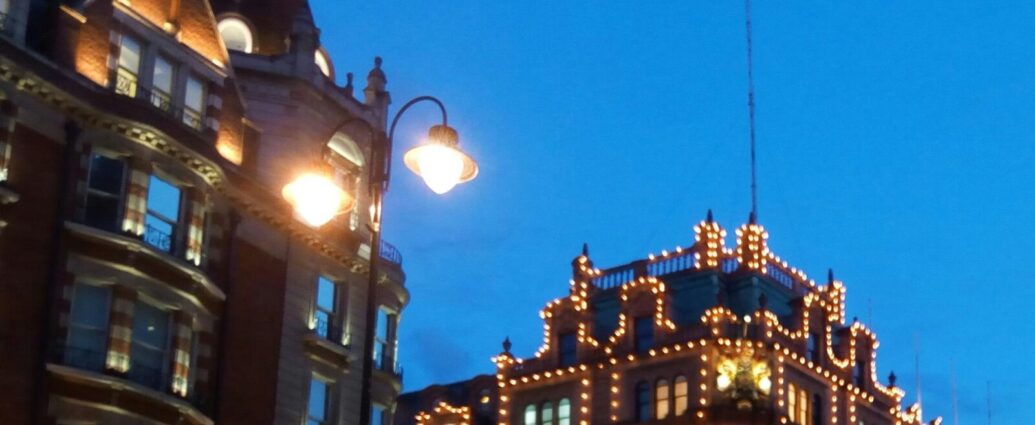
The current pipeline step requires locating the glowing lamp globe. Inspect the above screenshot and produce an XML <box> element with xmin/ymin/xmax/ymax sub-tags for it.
<box><xmin>282</xmin><ymin>172</ymin><xmax>354</xmax><ymax>227</ymax></box>
<box><xmin>403</xmin><ymin>124</ymin><xmax>478</xmax><ymax>194</ymax></box>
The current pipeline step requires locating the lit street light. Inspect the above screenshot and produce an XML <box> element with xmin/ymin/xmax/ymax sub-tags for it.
<box><xmin>281</xmin><ymin>95</ymin><xmax>478</xmax><ymax>425</ymax></box>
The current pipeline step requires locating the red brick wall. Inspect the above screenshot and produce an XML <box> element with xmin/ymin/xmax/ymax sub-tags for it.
<box><xmin>216</xmin><ymin>235</ymin><xmax>288</xmax><ymax>424</ymax></box>
<box><xmin>0</xmin><ymin>125</ymin><xmax>64</xmax><ymax>423</ymax></box>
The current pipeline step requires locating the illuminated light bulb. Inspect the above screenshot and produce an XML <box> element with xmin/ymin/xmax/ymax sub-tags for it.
<box><xmin>403</xmin><ymin>124</ymin><xmax>478</xmax><ymax>194</ymax></box>
<box><xmin>282</xmin><ymin>172</ymin><xmax>352</xmax><ymax>227</ymax></box>
<box><xmin>758</xmin><ymin>376</ymin><xmax>772</xmax><ymax>394</ymax></box>
<box><xmin>716</xmin><ymin>374</ymin><xmax>731</xmax><ymax>391</ymax></box>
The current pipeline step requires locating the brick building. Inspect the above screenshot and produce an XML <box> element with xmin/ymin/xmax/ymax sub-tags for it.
<box><xmin>398</xmin><ymin>213</ymin><xmax>940</xmax><ymax>425</ymax></box>
<box><xmin>0</xmin><ymin>0</ymin><xmax>405</xmax><ymax>424</ymax></box>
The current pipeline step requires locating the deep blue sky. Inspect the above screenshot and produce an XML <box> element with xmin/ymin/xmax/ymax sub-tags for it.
<box><xmin>312</xmin><ymin>1</ymin><xmax>1034</xmax><ymax>423</ymax></box>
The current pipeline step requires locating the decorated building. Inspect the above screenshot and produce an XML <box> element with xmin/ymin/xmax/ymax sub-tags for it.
<box><xmin>399</xmin><ymin>212</ymin><xmax>939</xmax><ymax>425</ymax></box>
<box><xmin>0</xmin><ymin>0</ymin><xmax>405</xmax><ymax>424</ymax></box>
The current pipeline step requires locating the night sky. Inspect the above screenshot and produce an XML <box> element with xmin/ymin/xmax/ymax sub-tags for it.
<box><xmin>312</xmin><ymin>1</ymin><xmax>1035</xmax><ymax>423</ymax></box>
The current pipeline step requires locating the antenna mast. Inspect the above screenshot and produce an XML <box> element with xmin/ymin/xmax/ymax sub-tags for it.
<box><xmin>744</xmin><ymin>0</ymin><xmax>759</xmax><ymax>217</ymax></box>
<box><xmin>951</xmin><ymin>359</ymin><xmax>960</xmax><ymax>425</ymax></box>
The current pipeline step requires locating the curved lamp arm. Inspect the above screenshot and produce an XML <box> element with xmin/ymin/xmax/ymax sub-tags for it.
<box><xmin>383</xmin><ymin>96</ymin><xmax>448</xmax><ymax>191</ymax></box>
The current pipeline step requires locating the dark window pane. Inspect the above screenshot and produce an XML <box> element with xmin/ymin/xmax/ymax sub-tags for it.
<box><xmin>634</xmin><ymin>316</ymin><xmax>654</xmax><ymax>353</ymax></box>
<box><xmin>85</xmin><ymin>194</ymin><xmax>121</xmax><ymax>232</ymax></box>
<box><xmin>88</xmin><ymin>155</ymin><xmax>125</xmax><ymax>194</ymax></box>
<box><xmin>559</xmin><ymin>332</ymin><xmax>577</xmax><ymax>367</ymax></box>
<box><xmin>635</xmin><ymin>381</ymin><xmax>650</xmax><ymax>422</ymax></box>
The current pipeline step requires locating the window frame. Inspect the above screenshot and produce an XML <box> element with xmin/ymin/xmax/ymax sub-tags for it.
<box><xmin>655</xmin><ymin>378</ymin><xmax>670</xmax><ymax>420</ymax></box>
<box><xmin>558</xmin><ymin>331</ymin><xmax>577</xmax><ymax>367</ymax></box>
<box><xmin>523</xmin><ymin>404</ymin><xmax>536</xmax><ymax>425</ymax></box>
<box><xmin>128</xmin><ymin>300</ymin><xmax>172</xmax><ymax>390</ymax></box>
<box><xmin>182</xmin><ymin>74</ymin><xmax>206</xmax><ymax>130</ymax></box>
<box><xmin>557</xmin><ymin>398</ymin><xmax>571</xmax><ymax>425</ymax></box>
<box><xmin>634</xmin><ymin>381</ymin><xmax>651</xmax><ymax>422</ymax></box>
<box><xmin>673</xmin><ymin>375</ymin><xmax>688</xmax><ymax>416</ymax></box>
<box><xmin>116</xmin><ymin>33</ymin><xmax>142</xmax><ymax>98</ymax></box>
<box><xmin>144</xmin><ymin>174</ymin><xmax>183</xmax><ymax>254</ymax></box>
<box><xmin>374</xmin><ymin>307</ymin><xmax>397</xmax><ymax>371</ymax></box>
<box><xmin>314</xmin><ymin>275</ymin><xmax>339</xmax><ymax>341</ymax></box>
<box><xmin>84</xmin><ymin>153</ymin><xmax>127</xmax><ymax>232</ymax></box>
<box><xmin>306</xmin><ymin>376</ymin><xmax>331</xmax><ymax>425</ymax></box>
<box><xmin>150</xmin><ymin>54</ymin><xmax>176</xmax><ymax>112</ymax></box>
<box><xmin>64</xmin><ymin>283</ymin><xmax>112</xmax><ymax>372</ymax></box>
<box><xmin>633</xmin><ymin>316</ymin><xmax>654</xmax><ymax>353</ymax></box>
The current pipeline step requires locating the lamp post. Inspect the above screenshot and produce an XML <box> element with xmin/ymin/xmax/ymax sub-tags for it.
<box><xmin>282</xmin><ymin>96</ymin><xmax>478</xmax><ymax>425</ymax></box>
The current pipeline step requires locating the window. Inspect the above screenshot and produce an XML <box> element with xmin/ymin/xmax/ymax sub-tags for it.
<box><xmin>307</xmin><ymin>378</ymin><xmax>329</xmax><ymax>425</ymax></box>
<box><xmin>634</xmin><ymin>316</ymin><xmax>653</xmax><ymax>353</ymax></box>
<box><xmin>183</xmin><ymin>75</ymin><xmax>205</xmax><ymax>130</ymax></box>
<box><xmin>523</xmin><ymin>404</ymin><xmax>536</xmax><ymax>425</ymax></box>
<box><xmin>634</xmin><ymin>381</ymin><xmax>650</xmax><ymax>422</ymax></box>
<box><xmin>85</xmin><ymin>154</ymin><xmax>126</xmax><ymax>232</ymax></box>
<box><xmin>788</xmin><ymin>383</ymin><xmax>797</xmax><ymax>423</ymax></box>
<box><xmin>673</xmin><ymin>375</ymin><xmax>688</xmax><ymax>416</ymax></box>
<box><xmin>144</xmin><ymin>175</ymin><xmax>182</xmax><ymax>253</ymax></box>
<box><xmin>371</xmin><ymin>404</ymin><xmax>388</xmax><ymax>425</ymax></box>
<box><xmin>116</xmin><ymin>35</ymin><xmax>141</xmax><ymax>97</ymax></box>
<box><xmin>151</xmin><ymin>55</ymin><xmax>174</xmax><ymax>111</ymax></box>
<box><xmin>129</xmin><ymin>301</ymin><xmax>170</xmax><ymax>390</ymax></box>
<box><xmin>558</xmin><ymin>332</ymin><xmax>577</xmax><ymax>367</ymax></box>
<box><xmin>541</xmin><ymin>401</ymin><xmax>554</xmax><ymax>425</ymax></box>
<box><xmin>557</xmin><ymin>399</ymin><xmax>570</xmax><ymax>425</ymax></box>
<box><xmin>478</xmin><ymin>389</ymin><xmax>492</xmax><ymax>413</ymax></box>
<box><xmin>854</xmin><ymin>361</ymin><xmax>866</xmax><ymax>389</ymax></box>
<box><xmin>374</xmin><ymin>307</ymin><xmax>396</xmax><ymax>371</ymax></box>
<box><xmin>811</xmin><ymin>393</ymin><xmax>822</xmax><ymax>425</ymax></box>
<box><xmin>65</xmin><ymin>284</ymin><xmax>111</xmax><ymax>372</ymax></box>
<box><xmin>806</xmin><ymin>332</ymin><xmax>820</xmax><ymax>363</ymax></box>
<box><xmin>314</xmin><ymin>276</ymin><xmax>337</xmax><ymax>341</ymax></box>
<box><xmin>655</xmin><ymin>378</ymin><xmax>670</xmax><ymax>419</ymax></box>
<box><xmin>217</xmin><ymin>17</ymin><xmax>253</xmax><ymax>53</ymax></box>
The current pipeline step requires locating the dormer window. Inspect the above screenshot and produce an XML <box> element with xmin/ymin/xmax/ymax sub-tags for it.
<box><xmin>116</xmin><ymin>35</ymin><xmax>142</xmax><ymax>97</ymax></box>
<box><xmin>151</xmin><ymin>55</ymin><xmax>174</xmax><ymax>112</ymax></box>
<box><xmin>217</xmin><ymin>17</ymin><xmax>254</xmax><ymax>53</ymax></box>
<box><xmin>183</xmin><ymin>75</ymin><xmax>205</xmax><ymax>130</ymax></box>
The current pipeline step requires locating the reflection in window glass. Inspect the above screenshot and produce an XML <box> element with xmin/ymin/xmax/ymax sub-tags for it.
<box><xmin>217</xmin><ymin>18</ymin><xmax>254</xmax><ymax>53</ymax></box>
<box><xmin>307</xmin><ymin>378</ymin><xmax>329</xmax><ymax>425</ymax></box>
<box><xmin>145</xmin><ymin>175</ymin><xmax>181</xmax><ymax>253</ymax></box>
<box><xmin>183</xmin><ymin>76</ymin><xmax>205</xmax><ymax>129</ymax></box>
<box><xmin>116</xmin><ymin>35</ymin><xmax>141</xmax><ymax>97</ymax></box>
<box><xmin>65</xmin><ymin>284</ymin><xmax>111</xmax><ymax>372</ymax></box>
<box><xmin>314</xmin><ymin>276</ymin><xmax>337</xmax><ymax>340</ymax></box>
<box><xmin>129</xmin><ymin>302</ymin><xmax>170</xmax><ymax>390</ymax></box>
<box><xmin>151</xmin><ymin>56</ymin><xmax>174</xmax><ymax>110</ymax></box>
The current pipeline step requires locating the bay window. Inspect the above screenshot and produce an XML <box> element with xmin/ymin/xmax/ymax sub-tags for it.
<box><xmin>128</xmin><ymin>301</ymin><xmax>170</xmax><ymax>390</ymax></box>
<box><xmin>84</xmin><ymin>154</ymin><xmax>126</xmax><ymax>232</ymax></box>
<box><xmin>144</xmin><ymin>175</ymin><xmax>181</xmax><ymax>253</ymax></box>
<box><xmin>64</xmin><ymin>284</ymin><xmax>111</xmax><ymax>372</ymax></box>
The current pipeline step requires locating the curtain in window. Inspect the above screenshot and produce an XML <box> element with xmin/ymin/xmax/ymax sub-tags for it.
<box><xmin>170</xmin><ymin>310</ymin><xmax>193</xmax><ymax>396</ymax></box>
<box><xmin>105</xmin><ymin>285</ymin><xmax>137</xmax><ymax>372</ymax></box>
<box><xmin>184</xmin><ymin>187</ymin><xmax>206</xmax><ymax>266</ymax></box>
<box><xmin>122</xmin><ymin>157</ymin><xmax>150</xmax><ymax>236</ymax></box>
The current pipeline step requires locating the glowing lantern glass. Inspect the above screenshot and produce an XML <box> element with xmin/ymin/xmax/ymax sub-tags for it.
<box><xmin>403</xmin><ymin>124</ymin><xmax>478</xmax><ymax>194</ymax></box>
<box><xmin>282</xmin><ymin>170</ymin><xmax>354</xmax><ymax>227</ymax></box>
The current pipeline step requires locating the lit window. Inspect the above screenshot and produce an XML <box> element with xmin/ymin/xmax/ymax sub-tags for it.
<box><xmin>634</xmin><ymin>381</ymin><xmax>650</xmax><ymax>422</ymax></box>
<box><xmin>315</xmin><ymin>49</ymin><xmax>332</xmax><ymax>77</ymax></box>
<box><xmin>655</xmin><ymin>378</ymin><xmax>670</xmax><ymax>419</ymax></box>
<box><xmin>217</xmin><ymin>17</ymin><xmax>253</xmax><ymax>53</ymax></box>
<box><xmin>523</xmin><ymin>404</ymin><xmax>536</xmax><ymax>425</ymax></box>
<box><xmin>151</xmin><ymin>55</ymin><xmax>174</xmax><ymax>112</ymax></box>
<box><xmin>129</xmin><ymin>301</ymin><xmax>170</xmax><ymax>390</ymax></box>
<box><xmin>798</xmin><ymin>387</ymin><xmax>809</xmax><ymax>424</ymax></box>
<box><xmin>673</xmin><ymin>375</ymin><xmax>688</xmax><ymax>416</ymax></box>
<box><xmin>788</xmin><ymin>383</ymin><xmax>797</xmax><ymax>423</ymax></box>
<box><xmin>314</xmin><ymin>276</ymin><xmax>338</xmax><ymax>341</ymax></box>
<box><xmin>144</xmin><ymin>175</ymin><xmax>182</xmax><ymax>253</ymax></box>
<box><xmin>374</xmin><ymin>307</ymin><xmax>397</xmax><ymax>371</ymax></box>
<box><xmin>183</xmin><ymin>76</ymin><xmax>205</xmax><ymax>130</ymax></box>
<box><xmin>116</xmin><ymin>35</ymin><xmax>141</xmax><ymax>97</ymax></box>
<box><xmin>558</xmin><ymin>332</ymin><xmax>577</xmax><ymax>367</ymax></box>
<box><xmin>85</xmin><ymin>154</ymin><xmax>126</xmax><ymax>232</ymax></box>
<box><xmin>307</xmin><ymin>378</ymin><xmax>330</xmax><ymax>425</ymax></box>
<box><xmin>558</xmin><ymin>398</ymin><xmax>571</xmax><ymax>425</ymax></box>
<box><xmin>64</xmin><ymin>284</ymin><xmax>111</xmax><ymax>372</ymax></box>
<box><xmin>541</xmin><ymin>401</ymin><xmax>554</xmax><ymax>425</ymax></box>
<box><xmin>478</xmin><ymin>389</ymin><xmax>492</xmax><ymax>412</ymax></box>
<box><xmin>633</xmin><ymin>316</ymin><xmax>653</xmax><ymax>353</ymax></box>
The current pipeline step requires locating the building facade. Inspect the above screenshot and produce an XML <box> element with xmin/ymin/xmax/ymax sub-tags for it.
<box><xmin>0</xmin><ymin>0</ymin><xmax>405</xmax><ymax>423</ymax></box>
<box><xmin>399</xmin><ymin>213</ymin><xmax>939</xmax><ymax>425</ymax></box>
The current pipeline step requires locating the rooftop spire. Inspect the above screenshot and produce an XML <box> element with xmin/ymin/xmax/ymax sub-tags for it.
<box><xmin>744</xmin><ymin>0</ymin><xmax>760</xmax><ymax>218</ymax></box>
<box><xmin>706</xmin><ymin>208</ymin><xmax>714</xmax><ymax>223</ymax></box>
<box><xmin>582</xmin><ymin>242</ymin><xmax>589</xmax><ymax>257</ymax></box>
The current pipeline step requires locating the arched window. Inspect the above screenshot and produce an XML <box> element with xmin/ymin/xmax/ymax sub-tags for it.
<box><xmin>541</xmin><ymin>401</ymin><xmax>554</xmax><ymax>425</ymax></box>
<box><xmin>327</xmin><ymin>132</ymin><xmax>365</xmax><ymax>230</ymax></box>
<box><xmin>557</xmin><ymin>398</ymin><xmax>571</xmax><ymax>425</ymax></box>
<box><xmin>655</xmin><ymin>378</ymin><xmax>670</xmax><ymax>419</ymax></box>
<box><xmin>217</xmin><ymin>17</ymin><xmax>253</xmax><ymax>53</ymax></box>
<box><xmin>315</xmin><ymin>49</ymin><xmax>333</xmax><ymax>78</ymax></box>
<box><xmin>673</xmin><ymin>376</ymin><xmax>688</xmax><ymax>416</ymax></box>
<box><xmin>523</xmin><ymin>404</ymin><xmax>536</xmax><ymax>425</ymax></box>
<box><xmin>634</xmin><ymin>381</ymin><xmax>650</xmax><ymax>422</ymax></box>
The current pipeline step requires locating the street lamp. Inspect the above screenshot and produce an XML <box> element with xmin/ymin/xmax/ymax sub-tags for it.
<box><xmin>281</xmin><ymin>96</ymin><xmax>478</xmax><ymax>425</ymax></box>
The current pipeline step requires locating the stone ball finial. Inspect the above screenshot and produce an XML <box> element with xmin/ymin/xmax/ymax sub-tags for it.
<box><xmin>374</xmin><ymin>56</ymin><xmax>383</xmax><ymax>68</ymax></box>
<box><xmin>706</xmin><ymin>209</ymin><xmax>714</xmax><ymax>223</ymax></box>
<box><xmin>828</xmin><ymin>268</ymin><xmax>835</xmax><ymax>284</ymax></box>
<box><xmin>502</xmin><ymin>336</ymin><xmax>512</xmax><ymax>354</ymax></box>
<box><xmin>888</xmin><ymin>371</ymin><xmax>897</xmax><ymax>387</ymax></box>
